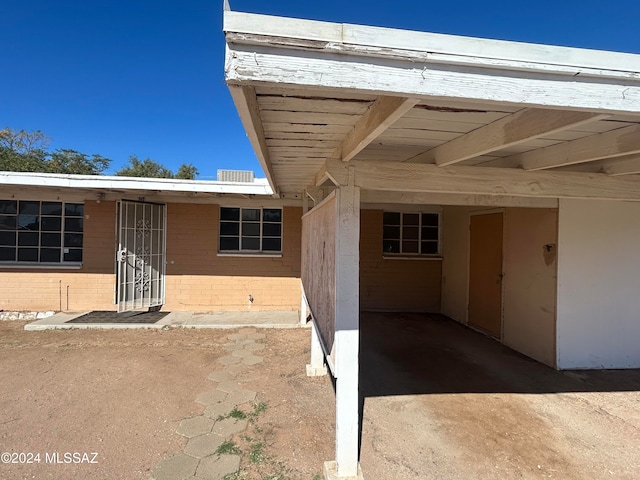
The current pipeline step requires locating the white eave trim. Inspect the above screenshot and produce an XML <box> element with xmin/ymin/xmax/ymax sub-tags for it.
<box><xmin>0</xmin><ymin>171</ymin><xmax>274</xmax><ymax>196</ymax></box>
<box><xmin>224</xmin><ymin>11</ymin><xmax>640</xmax><ymax>80</ymax></box>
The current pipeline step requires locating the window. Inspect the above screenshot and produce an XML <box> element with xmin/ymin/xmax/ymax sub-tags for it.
<box><xmin>382</xmin><ymin>211</ymin><xmax>439</xmax><ymax>255</ymax></box>
<box><xmin>219</xmin><ymin>207</ymin><xmax>282</xmax><ymax>253</ymax></box>
<box><xmin>0</xmin><ymin>200</ymin><xmax>84</xmax><ymax>264</ymax></box>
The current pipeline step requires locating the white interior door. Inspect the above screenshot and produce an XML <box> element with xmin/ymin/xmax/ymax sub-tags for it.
<box><xmin>117</xmin><ymin>201</ymin><xmax>166</xmax><ymax>312</ymax></box>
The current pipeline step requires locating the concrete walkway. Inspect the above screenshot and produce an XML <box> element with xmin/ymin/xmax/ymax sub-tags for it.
<box><xmin>24</xmin><ymin>310</ymin><xmax>301</xmax><ymax>331</ymax></box>
<box><xmin>152</xmin><ymin>328</ymin><xmax>266</xmax><ymax>480</ymax></box>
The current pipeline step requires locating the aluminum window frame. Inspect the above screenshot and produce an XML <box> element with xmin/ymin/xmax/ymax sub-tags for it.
<box><xmin>0</xmin><ymin>199</ymin><xmax>84</xmax><ymax>267</ymax></box>
<box><xmin>218</xmin><ymin>206</ymin><xmax>283</xmax><ymax>254</ymax></box>
<box><xmin>382</xmin><ymin>211</ymin><xmax>441</xmax><ymax>257</ymax></box>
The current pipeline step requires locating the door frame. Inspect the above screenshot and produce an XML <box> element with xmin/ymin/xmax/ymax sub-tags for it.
<box><xmin>466</xmin><ymin>209</ymin><xmax>505</xmax><ymax>339</ymax></box>
<box><xmin>115</xmin><ymin>199</ymin><xmax>167</xmax><ymax>312</ymax></box>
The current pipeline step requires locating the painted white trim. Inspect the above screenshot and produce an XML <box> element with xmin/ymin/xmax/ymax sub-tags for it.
<box><xmin>0</xmin><ymin>171</ymin><xmax>274</xmax><ymax>196</ymax></box>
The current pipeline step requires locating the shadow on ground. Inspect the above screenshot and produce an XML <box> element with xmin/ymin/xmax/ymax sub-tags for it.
<box><xmin>359</xmin><ymin>312</ymin><xmax>640</xmax><ymax>398</ymax></box>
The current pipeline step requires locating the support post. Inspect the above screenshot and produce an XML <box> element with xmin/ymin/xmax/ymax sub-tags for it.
<box><xmin>324</xmin><ymin>174</ymin><xmax>363</xmax><ymax>479</ymax></box>
<box><xmin>306</xmin><ymin>319</ymin><xmax>328</xmax><ymax>377</ymax></box>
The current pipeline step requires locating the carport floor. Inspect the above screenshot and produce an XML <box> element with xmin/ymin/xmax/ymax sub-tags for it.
<box><xmin>358</xmin><ymin>312</ymin><xmax>640</xmax><ymax>480</ymax></box>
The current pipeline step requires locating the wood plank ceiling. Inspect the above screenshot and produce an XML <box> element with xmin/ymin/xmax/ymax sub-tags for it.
<box><xmin>255</xmin><ymin>85</ymin><xmax>640</xmax><ymax>195</ymax></box>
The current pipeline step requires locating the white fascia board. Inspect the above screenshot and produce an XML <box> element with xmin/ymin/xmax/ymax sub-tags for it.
<box><xmin>0</xmin><ymin>171</ymin><xmax>274</xmax><ymax>196</ymax></box>
<box><xmin>224</xmin><ymin>11</ymin><xmax>640</xmax><ymax>80</ymax></box>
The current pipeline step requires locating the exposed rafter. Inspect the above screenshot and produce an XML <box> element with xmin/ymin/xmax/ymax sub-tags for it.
<box><xmin>513</xmin><ymin>123</ymin><xmax>640</xmax><ymax>171</ymax></box>
<box><xmin>317</xmin><ymin>159</ymin><xmax>640</xmax><ymax>201</ymax></box>
<box><xmin>332</xmin><ymin>96</ymin><xmax>419</xmax><ymax>162</ymax></box>
<box><xmin>603</xmin><ymin>154</ymin><xmax>640</xmax><ymax>176</ymax></box>
<box><xmin>227</xmin><ymin>85</ymin><xmax>280</xmax><ymax>197</ymax></box>
<box><xmin>406</xmin><ymin>108</ymin><xmax>607</xmax><ymax>166</ymax></box>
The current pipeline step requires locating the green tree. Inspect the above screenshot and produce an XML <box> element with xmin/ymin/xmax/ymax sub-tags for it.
<box><xmin>115</xmin><ymin>155</ymin><xmax>174</xmax><ymax>178</ymax></box>
<box><xmin>115</xmin><ymin>155</ymin><xmax>199</xmax><ymax>179</ymax></box>
<box><xmin>47</xmin><ymin>149</ymin><xmax>111</xmax><ymax>175</ymax></box>
<box><xmin>175</xmin><ymin>163</ymin><xmax>199</xmax><ymax>180</ymax></box>
<box><xmin>0</xmin><ymin>127</ymin><xmax>110</xmax><ymax>175</ymax></box>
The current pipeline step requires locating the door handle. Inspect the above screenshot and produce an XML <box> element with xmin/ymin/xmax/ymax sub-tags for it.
<box><xmin>117</xmin><ymin>249</ymin><xmax>127</xmax><ymax>262</ymax></box>
<box><xmin>497</xmin><ymin>273</ymin><xmax>504</xmax><ymax>284</ymax></box>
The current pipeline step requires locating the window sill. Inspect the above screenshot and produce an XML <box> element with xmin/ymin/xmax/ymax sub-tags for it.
<box><xmin>382</xmin><ymin>255</ymin><xmax>442</xmax><ymax>261</ymax></box>
<box><xmin>217</xmin><ymin>252</ymin><xmax>283</xmax><ymax>258</ymax></box>
<box><xmin>0</xmin><ymin>262</ymin><xmax>83</xmax><ymax>270</ymax></box>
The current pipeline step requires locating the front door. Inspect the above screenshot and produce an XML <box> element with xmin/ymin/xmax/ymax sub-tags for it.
<box><xmin>468</xmin><ymin>212</ymin><xmax>503</xmax><ymax>338</ymax></box>
<box><xmin>116</xmin><ymin>201</ymin><xmax>166</xmax><ymax>312</ymax></box>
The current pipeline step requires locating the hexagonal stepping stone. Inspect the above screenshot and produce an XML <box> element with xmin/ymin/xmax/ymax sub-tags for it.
<box><xmin>225</xmin><ymin>389</ymin><xmax>257</xmax><ymax>406</ymax></box>
<box><xmin>196</xmin><ymin>390</ymin><xmax>228</xmax><ymax>406</ymax></box>
<box><xmin>196</xmin><ymin>453</ymin><xmax>241</xmax><ymax>480</ymax></box>
<box><xmin>216</xmin><ymin>380</ymin><xmax>241</xmax><ymax>393</ymax></box>
<box><xmin>226</xmin><ymin>333</ymin><xmax>246</xmax><ymax>341</ymax></box>
<box><xmin>238</xmin><ymin>327</ymin><xmax>257</xmax><ymax>334</ymax></box>
<box><xmin>212</xmin><ymin>417</ymin><xmax>248</xmax><ymax>437</ymax></box>
<box><xmin>176</xmin><ymin>415</ymin><xmax>215</xmax><ymax>438</ymax></box>
<box><xmin>244</xmin><ymin>343</ymin><xmax>265</xmax><ymax>352</ymax></box>
<box><xmin>204</xmin><ymin>400</ymin><xmax>238</xmax><ymax>419</ymax></box>
<box><xmin>208</xmin><ymin>371</ymin><xmax>232</xmax><ymax>383</ymax></box>
<box><xmin>225</xmin><ymin>364</ymin><xmax>249</xmax><ymax>376</ymax></box>
<box><xmin>152</xmin><ymin>453</ymin><xmax>199</xmax><ymax>480</ymax></box>
<box><xmin>184</xmin><ymin>432</ymin><xmax>225</xmax><ymax>459</ymax></box>
<box><xmin>231</xmin><ymin>349</ymin><xmax>252</xmax><ymax>358</ymax></box>
<box><xmin>237</xmin><ymin>339</ymin><xmax>255</xmax><ymax>345</ymax></box>
<box><xmin>217</xmin><ymin>355</ymin><xmax>241</xmax><ymax>366</ymax></box>
<box><xmin>242</xmin><ymin>355</ymin><xmax>263</xmax><ymax>366</ymax></box>
<box><xmin>246</xmin><ymin>332</ymin><xmax>266</xmax><ymax>340</ymax></box>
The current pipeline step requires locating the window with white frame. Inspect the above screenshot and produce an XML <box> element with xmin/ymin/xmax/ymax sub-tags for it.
<box><xmin>382</xmin><ymin>211</ymin><xmax>440</xmax><ymax>255</ymax></box>
<box><xmin>0</xmin><ymin>200</ymin><xmax>84</xmax><ymax>264</ymax></box>
<box><xmin>219</xmin><ymin>207</ymin><xmax>282</xmax><ymax>253</ymax></box>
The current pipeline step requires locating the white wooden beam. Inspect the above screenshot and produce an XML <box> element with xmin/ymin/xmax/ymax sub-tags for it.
<box><xmin>227</xmin><ymin>85</ymin><xmax>279</xmax><ymax>196</ymax></box>
<box><xmin>603</xmin><ymin>154</ymin><xmax>640</xmax><ymax>176</ymax></box>
<box><xmin>333</xmin><ymin>96</ymin><xmax>419</xmax><ymax>162</ymax></box>
<box><xmin>225</xmin><ymin>44</ymin><xmax>640</xmax><ymax>115</ymax></box>
<box><xmin>515</xmin><ymin>123</ymin><xmax>640</xmax><ymax>171</ymax></box>
<box><xmin>407</xmin><ymin>109</ymin><xmax>607</xmax><ymax>166</ymax></box>
<box><xmin>224</xmin><ymin>12</ymin><xmax>640</xmax><ymax>79</ymax></box>
<box><xmin>306</xmin><ymin>319</ymin><xmax>328</xmax><ymax>377</ymax></box>
<box><xmin>361</xmin><ymin>190</ymin><xmax>558</xmax><ymax>208</ymax></box>
<box><xmin>321</xmin><ymin>159</ymin><xmax>640</xmax><ymax>201</ymax></box>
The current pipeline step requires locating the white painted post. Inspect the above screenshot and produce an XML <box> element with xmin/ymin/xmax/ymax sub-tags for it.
<box><xmin>307</xmin><ymin>319</ymin><xmax>328</xmax><ymax>377</ymax></box>
<box><xmin>325</xmin><ymin>176</ymin><xmax>362</xmax><ymax>479</ymax></box>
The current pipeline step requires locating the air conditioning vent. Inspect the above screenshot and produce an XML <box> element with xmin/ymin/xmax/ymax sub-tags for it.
<box><xmin>216</xmin><ymin>169</ymin><xmax>255</xmax><ymax>183</ymax></box>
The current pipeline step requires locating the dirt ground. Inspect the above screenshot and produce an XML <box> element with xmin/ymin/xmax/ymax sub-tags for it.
<box><xmin>1</xmin><ymin>314</ymin><xmax>640</xmax><ymax>480</ymax></box>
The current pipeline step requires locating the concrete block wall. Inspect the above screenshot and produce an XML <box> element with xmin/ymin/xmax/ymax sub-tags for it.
<box><xmin>0</xmin><ymin>200</ymin><xmax>117</xmax><ymax>311</ymax></box>
<box><xmin>164</xmin><ymin>204</ymin><xmax>302</xmax><ymax>310</ymax></box>
<box><xmin>0</xmin><ymin>201</ymin><xmax>302</xmax><ymax>313</ymax></box>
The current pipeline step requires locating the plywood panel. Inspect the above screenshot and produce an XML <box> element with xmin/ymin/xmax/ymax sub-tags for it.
<box><xmin>301</xmin><ymin>194</ymin><xmax>337</xmax><ymax>353</ymax></box>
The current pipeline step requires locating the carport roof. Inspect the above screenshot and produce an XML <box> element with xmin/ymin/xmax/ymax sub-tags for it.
<box><xmin>224</xmin><ymin>10</ymin><xmax>640</xmax><ymax>204</ymax></box>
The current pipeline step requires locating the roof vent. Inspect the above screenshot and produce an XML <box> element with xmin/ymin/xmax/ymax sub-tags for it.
<box><xmin>217</xmin><ymin>169</ymin><xmax>255</xmax><ymax>183</ymax></box>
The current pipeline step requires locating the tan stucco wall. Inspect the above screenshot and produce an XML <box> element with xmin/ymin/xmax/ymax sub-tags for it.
<box><xmin>441</xmin><ymin>206</ymin><xmax>557</xmax><ymax>367</ymax></box>
<box><xmin>360</xmin><ymin>209</ymin><xmax>442</xmax><ymax>312</ymax></box>
<box><xmin>0</xmin><ymin>202</ymin><xmax>302</xmax><ymax>312</ymax></box>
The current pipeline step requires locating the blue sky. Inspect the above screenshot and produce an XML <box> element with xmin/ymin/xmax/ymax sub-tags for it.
<box><xmin>2</xmin><ymin>1</ymin><xmax>639</xmax><ymax>179</ymax></box>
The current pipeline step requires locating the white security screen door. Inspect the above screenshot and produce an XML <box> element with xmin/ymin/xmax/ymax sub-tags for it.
<box><xmin>117</xmin><ymin>201</ymin><xmax>166</xmax><ymax>312</ymax></box>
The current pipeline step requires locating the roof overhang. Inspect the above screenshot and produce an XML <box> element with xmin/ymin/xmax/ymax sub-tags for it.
<box><xmin>224</xmin><ymin>10</ymin><xmax>640</xmax><ymax>203</ymax></box>
<box><xmin>0</xmin><ymin>171</ymin><xmax>283</xmax><ymax>204</ymax></box>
